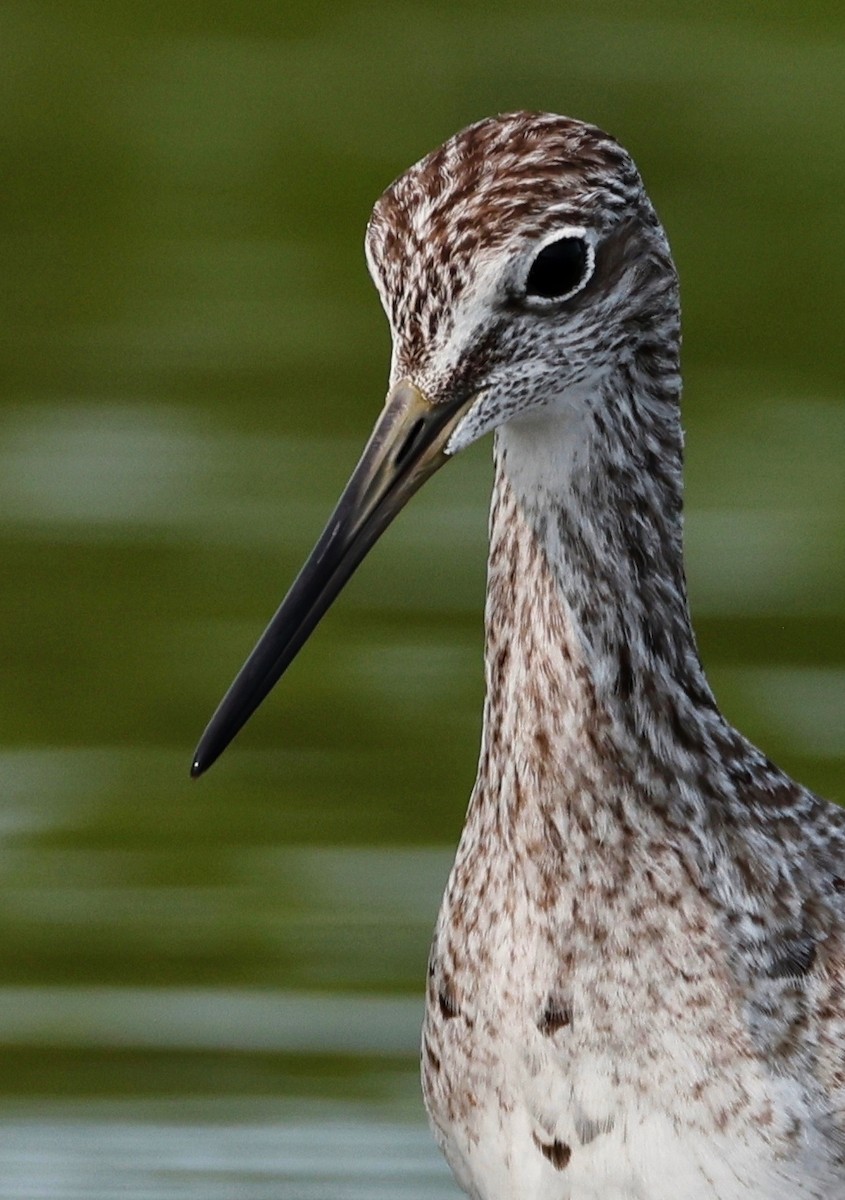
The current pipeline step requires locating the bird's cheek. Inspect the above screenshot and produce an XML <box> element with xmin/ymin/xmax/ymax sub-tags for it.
<box><xmin>447</xmin><ymin>375</ymin><xmax>554</xmax><ymax>454</ymax></box>
<box><xmin>446</xmin><ymin>393</ymin><xmax>505</xmax><ymax>455</ymax></box>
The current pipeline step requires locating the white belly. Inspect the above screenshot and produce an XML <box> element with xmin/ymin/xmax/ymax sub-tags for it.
<box><xmin>431</xmin><ymin>1085</ymin><xmax>839</xmax><ymax>1200</ymax></box>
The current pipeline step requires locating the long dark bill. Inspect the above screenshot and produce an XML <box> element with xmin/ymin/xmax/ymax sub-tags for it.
<box><xmin>191</xmin><ymin>379</ymin><xmax>470</xmax><ymax>777</ymax></box>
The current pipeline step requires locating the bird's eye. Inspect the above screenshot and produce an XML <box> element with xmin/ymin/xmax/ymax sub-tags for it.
<box><xmin>524</xmin><ymin>236</ymin><xmax>592</xmax><ymax>303</ymax></box>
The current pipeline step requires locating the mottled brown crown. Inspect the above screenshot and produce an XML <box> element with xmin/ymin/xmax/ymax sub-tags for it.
<box><xmin>365</xmin><ymin>112</ymin><xmax>655</xmax><ymax>373</ymax></box>
<box><xmin>370</xmin><ymin>112</ymin><xmax>639</xmax><ymax>252</ymax></box>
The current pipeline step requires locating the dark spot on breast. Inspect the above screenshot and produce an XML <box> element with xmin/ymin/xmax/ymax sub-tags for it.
<box><xmin>539</xmin><ymin>997</ymin><xmax>572</xmax><ymax>1034</ymax></box>
<box><xmin>438</xmin><ymin>984</ymin><xmax>460</xmax><ymax>1020</ymax></box>
<box><xmin>769</xmin><ymin>935</ymin><xmax>816</xmax><ymax>979</ymax></box>
<box><xmin>533</xmin><ymin>1134</ymin><xmax>571</xmax><ymax>1170</ymax></box>
<box><xmin>423</xmin><ymin>1037</ymin><xmax>441</xmax><ymax>1073</ymax></box>
<box><xmin>534</xmin><ymin>727</ymin><xmax>551</xmax><ymax>757</ymax></box>
<box><xmin>575</xmin><ymin>1114</ymin><xmax>614</xmax><ymax>1145</ymax></box>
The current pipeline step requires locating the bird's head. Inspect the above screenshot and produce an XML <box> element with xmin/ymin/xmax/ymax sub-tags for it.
<box><xmin>366</xmin><ymin>111</ymin><xmax>678</xmax><ymax>453</ymax></box>
<box><xmin>192</xmin><ymin>112</ymin><xmax>679</xmax><ymax>776</ymax></box>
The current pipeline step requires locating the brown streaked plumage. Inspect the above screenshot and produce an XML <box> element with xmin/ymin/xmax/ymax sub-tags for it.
<box><xmin>193</xmin><ymin>113</ymin><xmax>845</xmax><ymax>1198</ymax></box>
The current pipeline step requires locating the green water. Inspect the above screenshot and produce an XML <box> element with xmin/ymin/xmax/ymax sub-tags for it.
<box><xmin>0</xmin><ymin>2</ymin><xmax>843</xmax><ymax>1193</ymax></box>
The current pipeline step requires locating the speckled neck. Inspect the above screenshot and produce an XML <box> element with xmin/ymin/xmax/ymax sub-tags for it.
<box><xmin>477</xmin><ymin>368</ymin><xmax>722</xmax><ymax>811</ymax></box>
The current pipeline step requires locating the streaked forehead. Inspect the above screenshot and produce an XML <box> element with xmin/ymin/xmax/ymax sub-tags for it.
<box><xmin>366</xmin><ymin>112</ymin><xmax>640</xmax><ymax>284</ymax></box>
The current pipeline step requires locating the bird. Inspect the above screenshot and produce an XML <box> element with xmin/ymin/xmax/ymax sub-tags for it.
<box><xmin>192</xmin><ymin>112</ymin><xmax>845</xmax><ymax>1198</ymax></box>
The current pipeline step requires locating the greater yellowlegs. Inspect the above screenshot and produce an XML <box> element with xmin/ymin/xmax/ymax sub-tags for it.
<box><xmin>193</xmin><ymin>113</ymin><xmax>845</xmax><ymax>1198</ymax></box>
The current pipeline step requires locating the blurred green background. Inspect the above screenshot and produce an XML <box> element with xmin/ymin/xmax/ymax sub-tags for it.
<box><xmin>0</xmin><ymin>1</ymin><xmax>843</xmax><ymax>1194</ymax></box>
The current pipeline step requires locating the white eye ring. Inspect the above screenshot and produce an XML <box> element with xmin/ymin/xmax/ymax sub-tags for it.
<box><xmin>519</xmin><ymin>225</ymin><xmax>596</xmax><ymax>308</ymax></box>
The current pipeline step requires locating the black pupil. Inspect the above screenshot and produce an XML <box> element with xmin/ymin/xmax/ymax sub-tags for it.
<box><xmin>525</xmin><ymin>236</ymin><xmax>588</xmax><ymax>300</ymax></box>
